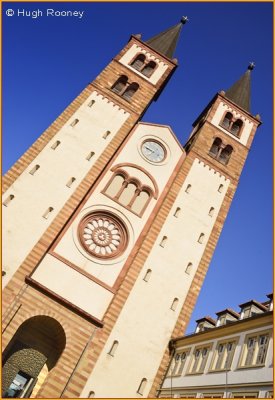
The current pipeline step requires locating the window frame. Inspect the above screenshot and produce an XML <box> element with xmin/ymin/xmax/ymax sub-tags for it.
<box><xmin>187</xmin><ymin>344</ymin><xmax>212</xmax><ymax>375</ymax></box>
<box><xmin>238</xmin><ymin>329</ymin><xmax>271</xmax><ymax>369</ymax></box>
<box><xmin>219</xmin><ymin>110</ymin><xmax>244</xmax><ymax>138</ymax></box>
<box><xmin>209</xmin><ymin>337</ymin><xmax>238</xmax><ymax>372</ymax></box>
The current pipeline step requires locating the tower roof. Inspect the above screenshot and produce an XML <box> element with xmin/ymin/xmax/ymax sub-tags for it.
<box><xmin>224</xmin><ymin>62</ymin><xmax>255</xmax><ymax>113</ymax></box>
<box><xmin>145</xmin><ymin>17</ymin><xmax>188</xmax><ymax>59</ymax></box>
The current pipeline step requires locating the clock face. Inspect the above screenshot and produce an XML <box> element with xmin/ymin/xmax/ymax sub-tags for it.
<box><xmin>141</xmin><ymin>140</ymin><xmax>165</xmax><ymax>163</ymax></box>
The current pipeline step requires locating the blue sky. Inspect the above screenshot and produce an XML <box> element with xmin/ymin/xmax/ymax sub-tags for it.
<box><xmin>2</xmin><ymin>2</ymin><xmax>273</xmax><ymax>333</ymax></box>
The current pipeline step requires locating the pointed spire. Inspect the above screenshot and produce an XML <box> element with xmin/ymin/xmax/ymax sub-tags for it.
<box><xmin>224</xmin><ymin>63</ymin><xmax>255</xmax><ymax>113</ymax></box>
<box><xmin>145</xmin><ymin>17</ymin><xmax>188</xmax><ymax>59</ymax></box>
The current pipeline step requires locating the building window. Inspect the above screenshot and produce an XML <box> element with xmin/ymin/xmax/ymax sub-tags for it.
<box><xmin>209</xmin><ymin>137</ymin><xmax>233</xmax><ymax>165</ymax></box>
<box><xmin>88</xmin><ymin>100</ymin><xmax>95</xmax><ymax>107</ymax></box>
<box><xmin>171</xmin><ymin>298</ymin><xmax>179</xmax><ymax>311</ymax></box>
<box><xmin>220</xmin><ymin>112</ymin><xmax>243</xmax><ymax>138</ymax></box>
<box><xmin>66</xmin><ymin>177</ymin><xmax>76</xmax><ymax>188</ymax></box>
<box><xmin>201</xmin><ymin>394</ymin><xmax>224</xmax><ymax>398</ymax></box>
<box><xmin>142</xmin><ymin>61</ymin><xmax>157</xmax><ymax>77</ymax></box>
<box><xmin>189</xmin><ymin>347</ymin><xmax>210</xmax><ymax>374</ymax></box>
<box><xmin>3</xmin><ymin>194</ymin><xmax>15</xmax><ymax>207</ymax></box>
<box><xmin>174</xmin><ymin>207</ymin><xmax>181</xmax><ymax>218</ymax></box>
<box><xmin>112</xmin><ymin>76</ymin><xmax>139</xmax><ymax>101</ymax></box>
<box><xmin>218</xmin><ymin>184</ymin><xmax>224</xmax><ymax>193</ymax></box>
<box><xmin>86</xmin><ymin>151</ymin><xmax>95</xmax><ymax>161</ymax></box>
<box><xmin>211</xmin><ymin>341</ymin><xmax>236</xmax><ymax>371</ymax></box>
<box><xmin>103</xmin><ymin>130</ymin><xmax>111</xmax><ymax>139</ymax></box>
<box><xmin>42</xmin><ymin>207</ymin><xmax>54</xmax><ymax>219</ymax></box>
<box><xmin>137</xmin><ymin>378</ymin><xmax>147</xmax><ymax>396</ymax></box>
<box><xmin>51</xmin><ymin>140</ymin><xmax>61</xmax><ymax>150</ymax></box>
<box><xmin>240</xmin><ymin>332</ymin><xmax>270</xmax><ymax>367</ymax></box>
<box><xmin>185</xmin><ymin>263</ymin><xmax>193</xmax><ymax>275</ymax></box>
<box><xmin>103</xmin><ymin>169</ymin><xmax>154</xmax><ymax>217</ymax></box>
<box><xmin>185</xmin><ymin>184</ymin><xmax>191</xmax><ymax>194</ymax></box>
<box><xmin>88</xmin><ymin>391</ymin><xmax>95</xmax><ymax>398</ymax></box>
<box><xmin>231</xmin><ymin>392</ymin><xmax>259</xmax><ymax>398</ymax></box>
<box><xmin>143</xmin><ymin>269</ymin><xmax>152</xmax><ymax>282</ymax></box>
<box><xmin>29</xmin><ymin>164</ymin><xmax>40</xmax><ymax>175</ymax></box>
<box><xmin>208</xmin><ymin>207</ymin><xmax>214</xmax><ymax>217</ymax></box>
<box><xmin>108</xmin><ymin>340</ymin><xmax>119</xmax><ymax>357</ymax></box>
<box><xmin>70</xmin><ymin>118</ymin><xmax>79</xmax><ymax>127</ymax></box>
<box><xmin>131</xmin><ymin>54</ymin><xmax>146</xmax><ymax>71</ymax></box>
<box><xmin>170</xmin><ymin>351</ymin><xmax>190</xmax><ymax>376</ymax></box>
<box><xmin>198</xmin><ymin>233</ymin><xmax>205</xmax><ymax>244</ymax></box>
<box><xmin>160</xmin><ymin>236</ymin><xmax>168</xmax><ymax>248</ymax></box>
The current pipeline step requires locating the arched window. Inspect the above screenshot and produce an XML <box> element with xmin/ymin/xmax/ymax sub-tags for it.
<box><xmin>185</xmin><ymin>184</ymin><xmax>191</xmax><ymax>194</ymax></box>
<box><xmin>105</xmin><ymin>174</ymin><xmax>125</xmax><ymax>198</ymax></box>
<box><xmin>198</xmin><ymin>233</ymin><xmax>205</xmax><ymax>244</ymax></box>
<box><xmin>108</xmin><ymin>340</ymin><xmax>119</xmax><ymax>357</ymax></box>
<box><xmin>221</xmin><ymin>112</ymin><xmax>233</xmax><ymax>129</ymax></box>
<box><xmin>209</xmin><ymin>138</ymin><xmax>222</xmax><ymax>157</ymax></box>
<box><xmin>42</xmin><ymin>207</ymin><xmax>54</xmax><ymax>219</ymax></box>
<box><xmin>143</xmin><ymin>269</ymin><xmax>152</xmax><ymax>282</ymax></box>
<box><xmin>174</xmin><ymin>207</ymin><xmax>181</xmax><ymax>218</ymax></box>
<box><xmin>142</xmin><ymin>61</ymin><xmax>157</xmax><ymax>77</ymax></box>
<box><xmin>70</xmin><ymin>118</ymin><xmax>79</xmax><ymax>127</ymax></box>
<box><xmin>171</xmin><ymin>298</ymin><xmax>179</xmax><ymax>311</ymax></box>
<box><xmin>88</xmin><ymin>391</ymin><xmax>95</xmax><ymax>398</ymax></box>
<box><xmin>112</xmin><ymin>75</ymin><xmax>128</xmax><ymax>94</ymax></box>
<box><xmin>66</xmin><ymin>177</ymin><xmax>76</xmax><ymax>188</ymax></box>
<box><xmin>88</xmin><ymin>100</ymin><xmax>95</xmax><ymax>107</ymax></box>
<box><xmin>231</xmin><ymin>119</ymin><xmax>243</xmax><ymax>136</ymax></box>
<box><xmin>29</xmin><ymin>165</ymin><xmax>40</xmax><ymax>175</ymax></box>
<box><xmin>86</xmin><ymin>151</ymin><xmax>95</xmax><ymax>161</ymax></box>
<box><xmin>208</xmin><ymin>207</ymin><xmax>215</xmax><ymax>217</ymax></box>
<box><xmin>160</xmin><ymin>236</ymin><xmax>167</xmax><ymax>248</ymax></box>
<box><xmin>185</xmin><ymin>263</ymin><xmax>193</xmax><ymax>274</ymax></box>
<box><xmin>131</xmin><ymin>190</ymin><xmax>150</xmax><ymax>215</ymax></box>
<box><xmin>219</xmin><ymin>145</ymin><xmax>233</xmax><ymax>165</ymax></box>
<box><xmin>218</xmin><ymin>184</ymin><xmax>224</xmax><ymax>193</ymax></box>
<box><xmin>122</xmin><ymin>83</ymin><xmax>139</xmax><ymax>101</ymax></box>
<box><xmin>51</xmin><ymin>140</ymin><xmax>60</xmax><ymax>150</ymax></box>
<box><xmin>137</xmin><ymin>378</ymin><xmax>147</xmax><ymax>395</ymax></box>
<box><xmin>3</xmin><ymin>194</ymin><xmax>15</xmax><ymax>207</ymax></box>
<box><xmin>103</xmin><ymin>130</ymin><xmax>111</xmax><ymax>139</ymax></box>
<box><xmin>119</xmin><ymin>182</ymin><xmax>138</xmax><ymax>206</ymax></box>
<box><xmin>131</xmin><ymin>54</ymin><xmax>146</xmax><ymax>71</ymax></box>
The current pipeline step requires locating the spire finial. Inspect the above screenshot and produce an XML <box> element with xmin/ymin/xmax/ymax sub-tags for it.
<box><xmin>248</xmin><ymin>61</ymin><xmax>255</xmax><ymax>71</ymax></box>
<box><xmin>181</xmin><ymin>16</ymin><xmax>189</xmax><ymax>25</ymax></box>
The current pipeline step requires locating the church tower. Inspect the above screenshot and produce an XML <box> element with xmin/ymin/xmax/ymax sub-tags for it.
<box><xmin>2</xmin><ymin>19</ymin><xmax>261</xmax><ymax>399</ymax></box>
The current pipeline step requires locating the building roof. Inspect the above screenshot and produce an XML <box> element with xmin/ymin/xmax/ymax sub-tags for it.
<box><xmin>196</xmin><ymin>316</ymin><xmax>216</xmax><ymax>325</ymax></box>
<box><xmin>224</xmin><ymin>63</ymin><xmax>254</xmax><ymax>113</ymax></box>
<box><xmin>145</xmin><ymin>17</ymin><xmax>187</xmax><ymax>59</ymax></box>
<box><xmin>239</xmin><ymin>299</ymin><xmax>268</xmax><ymax>311</ymax></box>
<box><xmin>216</xmin><ymin>308</ymin><xmax>240</xmax><ymax>319</ymax></box>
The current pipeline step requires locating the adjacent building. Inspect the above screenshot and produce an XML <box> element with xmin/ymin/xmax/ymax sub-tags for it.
<box><xmin>158</xmin><ymin>294</ymin><xmax>273</xmax><ymax>399</ymax></box>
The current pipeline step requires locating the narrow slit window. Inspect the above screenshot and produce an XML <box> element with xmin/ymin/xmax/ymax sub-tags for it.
<box><xmin>103</xmin><ymin>130</ymin><xmax>111</xmax><ymax>139</ymax></box>
<box><xmin>88</xmin><ymin>100</ymin><xmax>95</xmax><ymax>107</ymax></box>
<box><xmin>3</xmin><ymin>194</ymin><xmax>15</xmax><ymax>207</ymax></box>
<box><xmin>208</xmin><ymin>207</ymin><xmax>215</xmax><ymax>217</ymax></box>
<box><xmin>70</xmin><ymin>119</ymin><xmax>79</xmax><ymax>127</ymax></box>
<box><xmin>160</xmin><ymin>236</ymin><xmax>167</xmax><ymax>248</ymax></box>
<box><xmin>51</xmin><ymin>140</ymin><xmax>61</xmax><ymax>150</ymax></box>
<box><xmin>88</xmin><ymin>391</ymin><xmax>95</xmax><ymax>398</ymax></box>
<box><xmin>171</xmin><ymin>298</ymin><xmax>179</xmax><ymax>311</ymax></box>
<box><xmin>86</xmin><ymin>151</ymin><xmax>95</xmax><ymax>161</ymax></box>
<box><xmin>174</xmin><ymin>207</ymin><xmax>181</xmax><ymax>218</ymax></box>
<box><xmin>137</xmin><ymin>378</ymin><xmax>147</xmax><ymax>395</ymax></box>
<box><xmin>198</xmin><ymin>233</ymin><xmax>205</xmax><ymax>244</ymax></box>
<box><xmin>43</xmin><ymin>207</ymin><xmax>54</xmax><ymax>219</ymax></box>
<box><xmin>108</xmin><ymin>340</ymin><xmax>119</xmax><ymax>357</ymax></box>
<box><xmin>185</xmin><ymin>263</ymin><xmax>193</xmax><ymax>275</ymax></box>
<box><xmin>143</xmin><ymin>269</ymin><xmax>152</xmax><ymax>282</ymax></box>
<box><xmin>29</xmin><ymin>165</ymin><xmax>40</xmax><ymax>175</ymax></box>
<box><xmin>185</xmin><ymin>184</ymin><xmax>191</xmax><ymax>194</ymax></box>
<box><xmin>218</xmin><ymin>184</ymin><xmax>224</xmax><ymax>193</ymax></box>
<box><xmin>66</xmin><ymin>177</ymin><xmax>76</xmax><ymax>188</ymax></box>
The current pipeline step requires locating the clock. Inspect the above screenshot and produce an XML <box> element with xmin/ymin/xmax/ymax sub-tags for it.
<box><xmin>141</xmin><ymin>140</ymin><xmax>166</xmax><ymax>163</ymax></box>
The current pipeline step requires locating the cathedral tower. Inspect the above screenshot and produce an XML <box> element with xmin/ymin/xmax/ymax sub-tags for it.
<box><xmin>2</xmin><ymin>20</ymin><xmax>261</xmax><ymax>399</ymax></box>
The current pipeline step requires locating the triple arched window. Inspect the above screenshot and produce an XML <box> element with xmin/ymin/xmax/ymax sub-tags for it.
<box><xmin>111</xmin><ymin>75</ymin><xmax>139</xmax><ymax>101</ymax></box>
<box><xmin>130</xmin><ymin>54</ymin><xmax>157</xmax><ymax>78</ymax></box>
<box><xmin>209</xmin><ymin>137</ymin><xmax>233</xmax><ymax>165</ymax></box>
<box><xmin>103</xmin><ymin>166</ymin><xmax>157</xmax><ymax>217</ymax></box>
<box><xmin>220</xmin><ymin>112</ymin><xmax>243</xmax><ymax>137</ymax></box>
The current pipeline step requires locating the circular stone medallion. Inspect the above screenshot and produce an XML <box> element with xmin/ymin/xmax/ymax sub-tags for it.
<box><xmin>78</xmin><ymin>212</ymin><xmax>128</xmax><ymax>259</ymax></box>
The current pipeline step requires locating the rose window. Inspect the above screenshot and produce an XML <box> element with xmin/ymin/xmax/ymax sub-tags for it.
<box><xmin>78</xmin><ymin>212</ymin><xmax>128</xmax><ymax>259</ymax></box>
